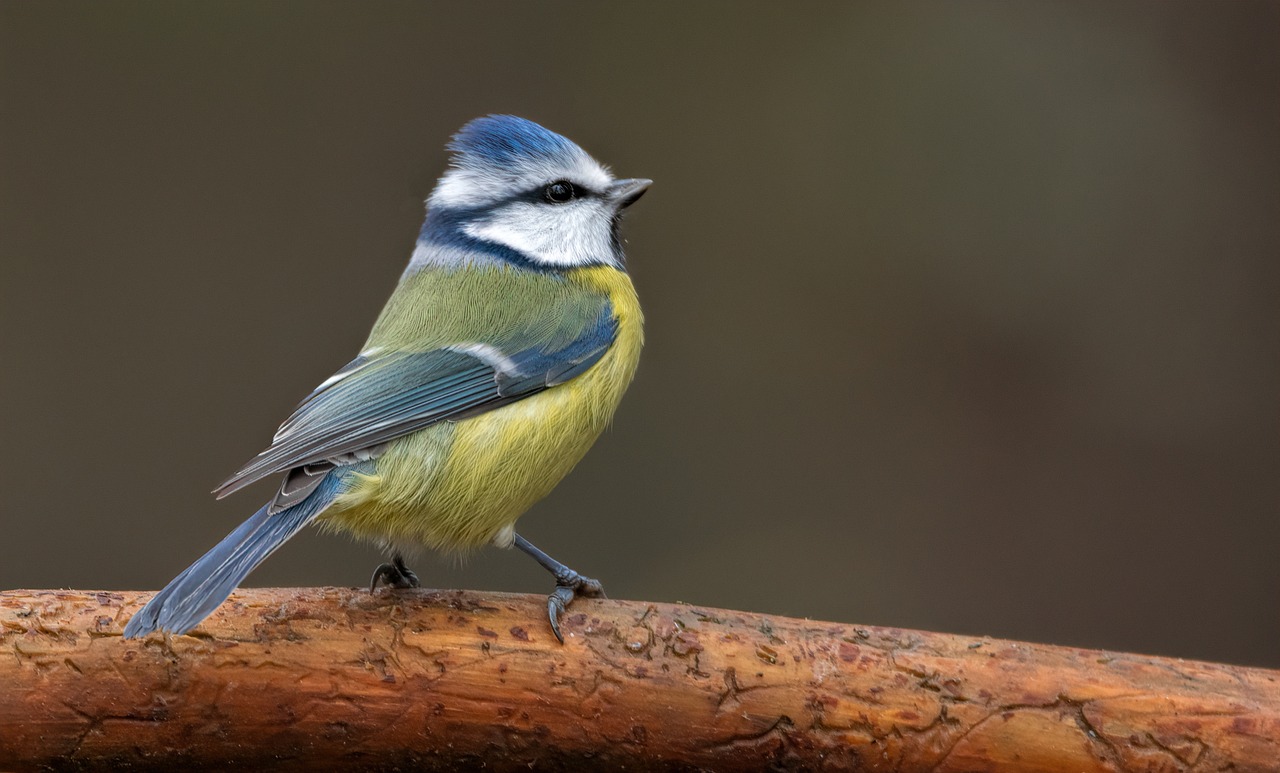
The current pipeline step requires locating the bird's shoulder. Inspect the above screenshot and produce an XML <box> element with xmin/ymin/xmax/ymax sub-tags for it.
<box><xmin>365</xmin><ymin>266</ymin><xmax>618</xmax><ymax>353</ymax></box>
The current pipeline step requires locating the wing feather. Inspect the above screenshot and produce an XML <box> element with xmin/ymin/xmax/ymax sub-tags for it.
<box><xmin>213</xmin><ymin>303</ymin><xmax>617</xmax><ymax>502</ymax></box>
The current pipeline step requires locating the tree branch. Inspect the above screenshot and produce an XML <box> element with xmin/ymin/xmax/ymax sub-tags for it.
<box><xmin>2</xmin><ymin>587</ymin><xmax>1277</xmax><ymax>771</ymax></box>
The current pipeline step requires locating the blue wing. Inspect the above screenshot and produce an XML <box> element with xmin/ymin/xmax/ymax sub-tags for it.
<box><xmin>213</xmin><ymin>303</ymin><xmax>617</xmax><ymax>506</ymax></box>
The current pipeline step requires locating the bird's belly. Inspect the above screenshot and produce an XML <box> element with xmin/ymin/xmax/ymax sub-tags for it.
<box><xmin>322</xmin><ymin>360</ymin><xmax>628</xmax><ymax>552</ymax></box>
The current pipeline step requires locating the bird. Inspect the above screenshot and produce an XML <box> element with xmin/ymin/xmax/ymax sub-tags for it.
<box><xmin>123</xmin><ymin>115</ymin><xmax>649</xmax><ymax>642</ymax></box>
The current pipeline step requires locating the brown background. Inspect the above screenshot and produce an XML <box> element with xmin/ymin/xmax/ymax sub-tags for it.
<box><xmin>2</xmin><ymin>2</ymin><xmax>1277</xmax><ymax>667</ymax></box>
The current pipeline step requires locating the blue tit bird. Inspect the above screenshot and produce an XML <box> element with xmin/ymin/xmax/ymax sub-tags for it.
<box><xmin>123</xmin><ymin>115</ymin><xmax>648</xmax><ymax>642</ymax></box>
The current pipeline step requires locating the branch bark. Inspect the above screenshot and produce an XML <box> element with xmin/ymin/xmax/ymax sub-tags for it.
<box><xmin>1</xmin><ymin>588</ymin><xmax>1277</xmax><ymax>771</ymax></box>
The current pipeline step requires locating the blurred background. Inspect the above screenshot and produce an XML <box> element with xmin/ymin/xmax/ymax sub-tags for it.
<box><xmin>2</xmin><ymin>2</ymin><xmax>1277</xmax><ymax>667</ymax></box>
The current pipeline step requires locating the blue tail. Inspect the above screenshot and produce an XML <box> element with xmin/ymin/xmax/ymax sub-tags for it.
<box><xmin>123</xmin><ymin>471</ymin><xmax>347</xmax><ymax>638</ymax></box>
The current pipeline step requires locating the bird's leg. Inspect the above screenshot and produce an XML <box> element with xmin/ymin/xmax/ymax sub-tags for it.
<box><xmin>513</xmin><ymin>533</ymin><xmax>605</xmax><ymax>643</ymax></box>
<box><xmin>370</xmin><ymin>553</ymin><xmax>420</xmax><ymax>592</ymax></box>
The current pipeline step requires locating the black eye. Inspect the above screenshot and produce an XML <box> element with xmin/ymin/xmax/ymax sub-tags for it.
<box><xmin>543</xmin><ymin>180</ymin><xmax>578</xmax><ymax>204</ymax></box>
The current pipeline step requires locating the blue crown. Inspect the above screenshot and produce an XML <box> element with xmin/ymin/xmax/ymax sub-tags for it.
<box><xmin>447</xmin><ymin>115</ymin><xmax>580</xmax><ymax>167</ymax></box>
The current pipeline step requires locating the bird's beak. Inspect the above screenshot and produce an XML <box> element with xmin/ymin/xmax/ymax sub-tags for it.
<box><xmin>606</xmin><ymin>178</ymin><xmax>652</xmax><ymax>208</ymax></box>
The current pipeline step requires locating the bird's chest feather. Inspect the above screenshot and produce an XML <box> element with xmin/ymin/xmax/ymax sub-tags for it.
<box><xmin>325</xmin><ymin>267</ymin><xmax>642</xmax><ymax>551</ymax></box>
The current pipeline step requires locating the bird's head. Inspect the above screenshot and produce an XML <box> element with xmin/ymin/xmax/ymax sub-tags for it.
<box><xmin>419</xmin><ymin>115</ymin><xmax>650</xmax><ymax>271</ymax></box>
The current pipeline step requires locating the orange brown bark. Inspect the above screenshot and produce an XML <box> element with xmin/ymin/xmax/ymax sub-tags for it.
<box><xmin>1</xmin><ymin>587</ymin><xmax>1277</xmax><ymax>771</ymax></box>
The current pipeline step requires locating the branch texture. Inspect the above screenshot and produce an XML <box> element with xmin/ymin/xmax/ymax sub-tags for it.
<box><xmin>2</xmin><ymin>588</ymin><xmax>1277</xmax><ymax>771</ymax></box>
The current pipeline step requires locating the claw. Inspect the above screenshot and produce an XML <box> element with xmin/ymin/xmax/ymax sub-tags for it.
<box><xmin>545</xmin><ymin>572</ymin><xmax>606</xmax><ymax>643</ymax></box>
<box><xmin>370</xmin><ymin>554</ymin><xmax>420</xmax><ymax>592</ymax></box>
<box><xmin>548</xmin><ymin>586</ymin><xmax>574</xmax><ymax>643</ymax></box>
<box><xmin>574</xmin><ymin>575</ymin><xmax>607</xmax><ymax>600</ymax></box>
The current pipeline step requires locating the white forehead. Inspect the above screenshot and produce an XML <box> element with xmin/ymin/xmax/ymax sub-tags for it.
<box><xmin>430</xmin><ymin>154</ymin><xmax>612</xmax><ymax>209</ymax></box>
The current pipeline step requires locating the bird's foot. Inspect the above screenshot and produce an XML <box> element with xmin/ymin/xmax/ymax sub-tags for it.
<box><xmin>370</xmin><ymin>554</ymin><xmax>420</xmax><ymax>592</ymax></box>
<box><xmin>546</xmin><ymin>569</ymin><xmax>607</xmax><ymax>644</ymax></box>
<box><xmin>511</xmin><ymin>532</ymin><xmax>605</xmax><ymax>643</ymax></box>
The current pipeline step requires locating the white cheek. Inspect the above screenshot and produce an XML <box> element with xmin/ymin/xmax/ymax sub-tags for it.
<box><xmin>464</xmin><ymin>202</ymin><xmax>616</xmax><ymax>267</ymax></box>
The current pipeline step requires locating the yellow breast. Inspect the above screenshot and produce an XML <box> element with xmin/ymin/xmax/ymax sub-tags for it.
<box><xmin>324</xmin><ymin>266</ymin><xmax>643</xmax><ymax>552</ymax></box>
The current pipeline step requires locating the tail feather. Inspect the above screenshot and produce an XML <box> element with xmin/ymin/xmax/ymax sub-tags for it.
<box><xmin>123</xmin><ymin>471</ymin><xmax>345</xmax><ymax>638</ymax></box>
